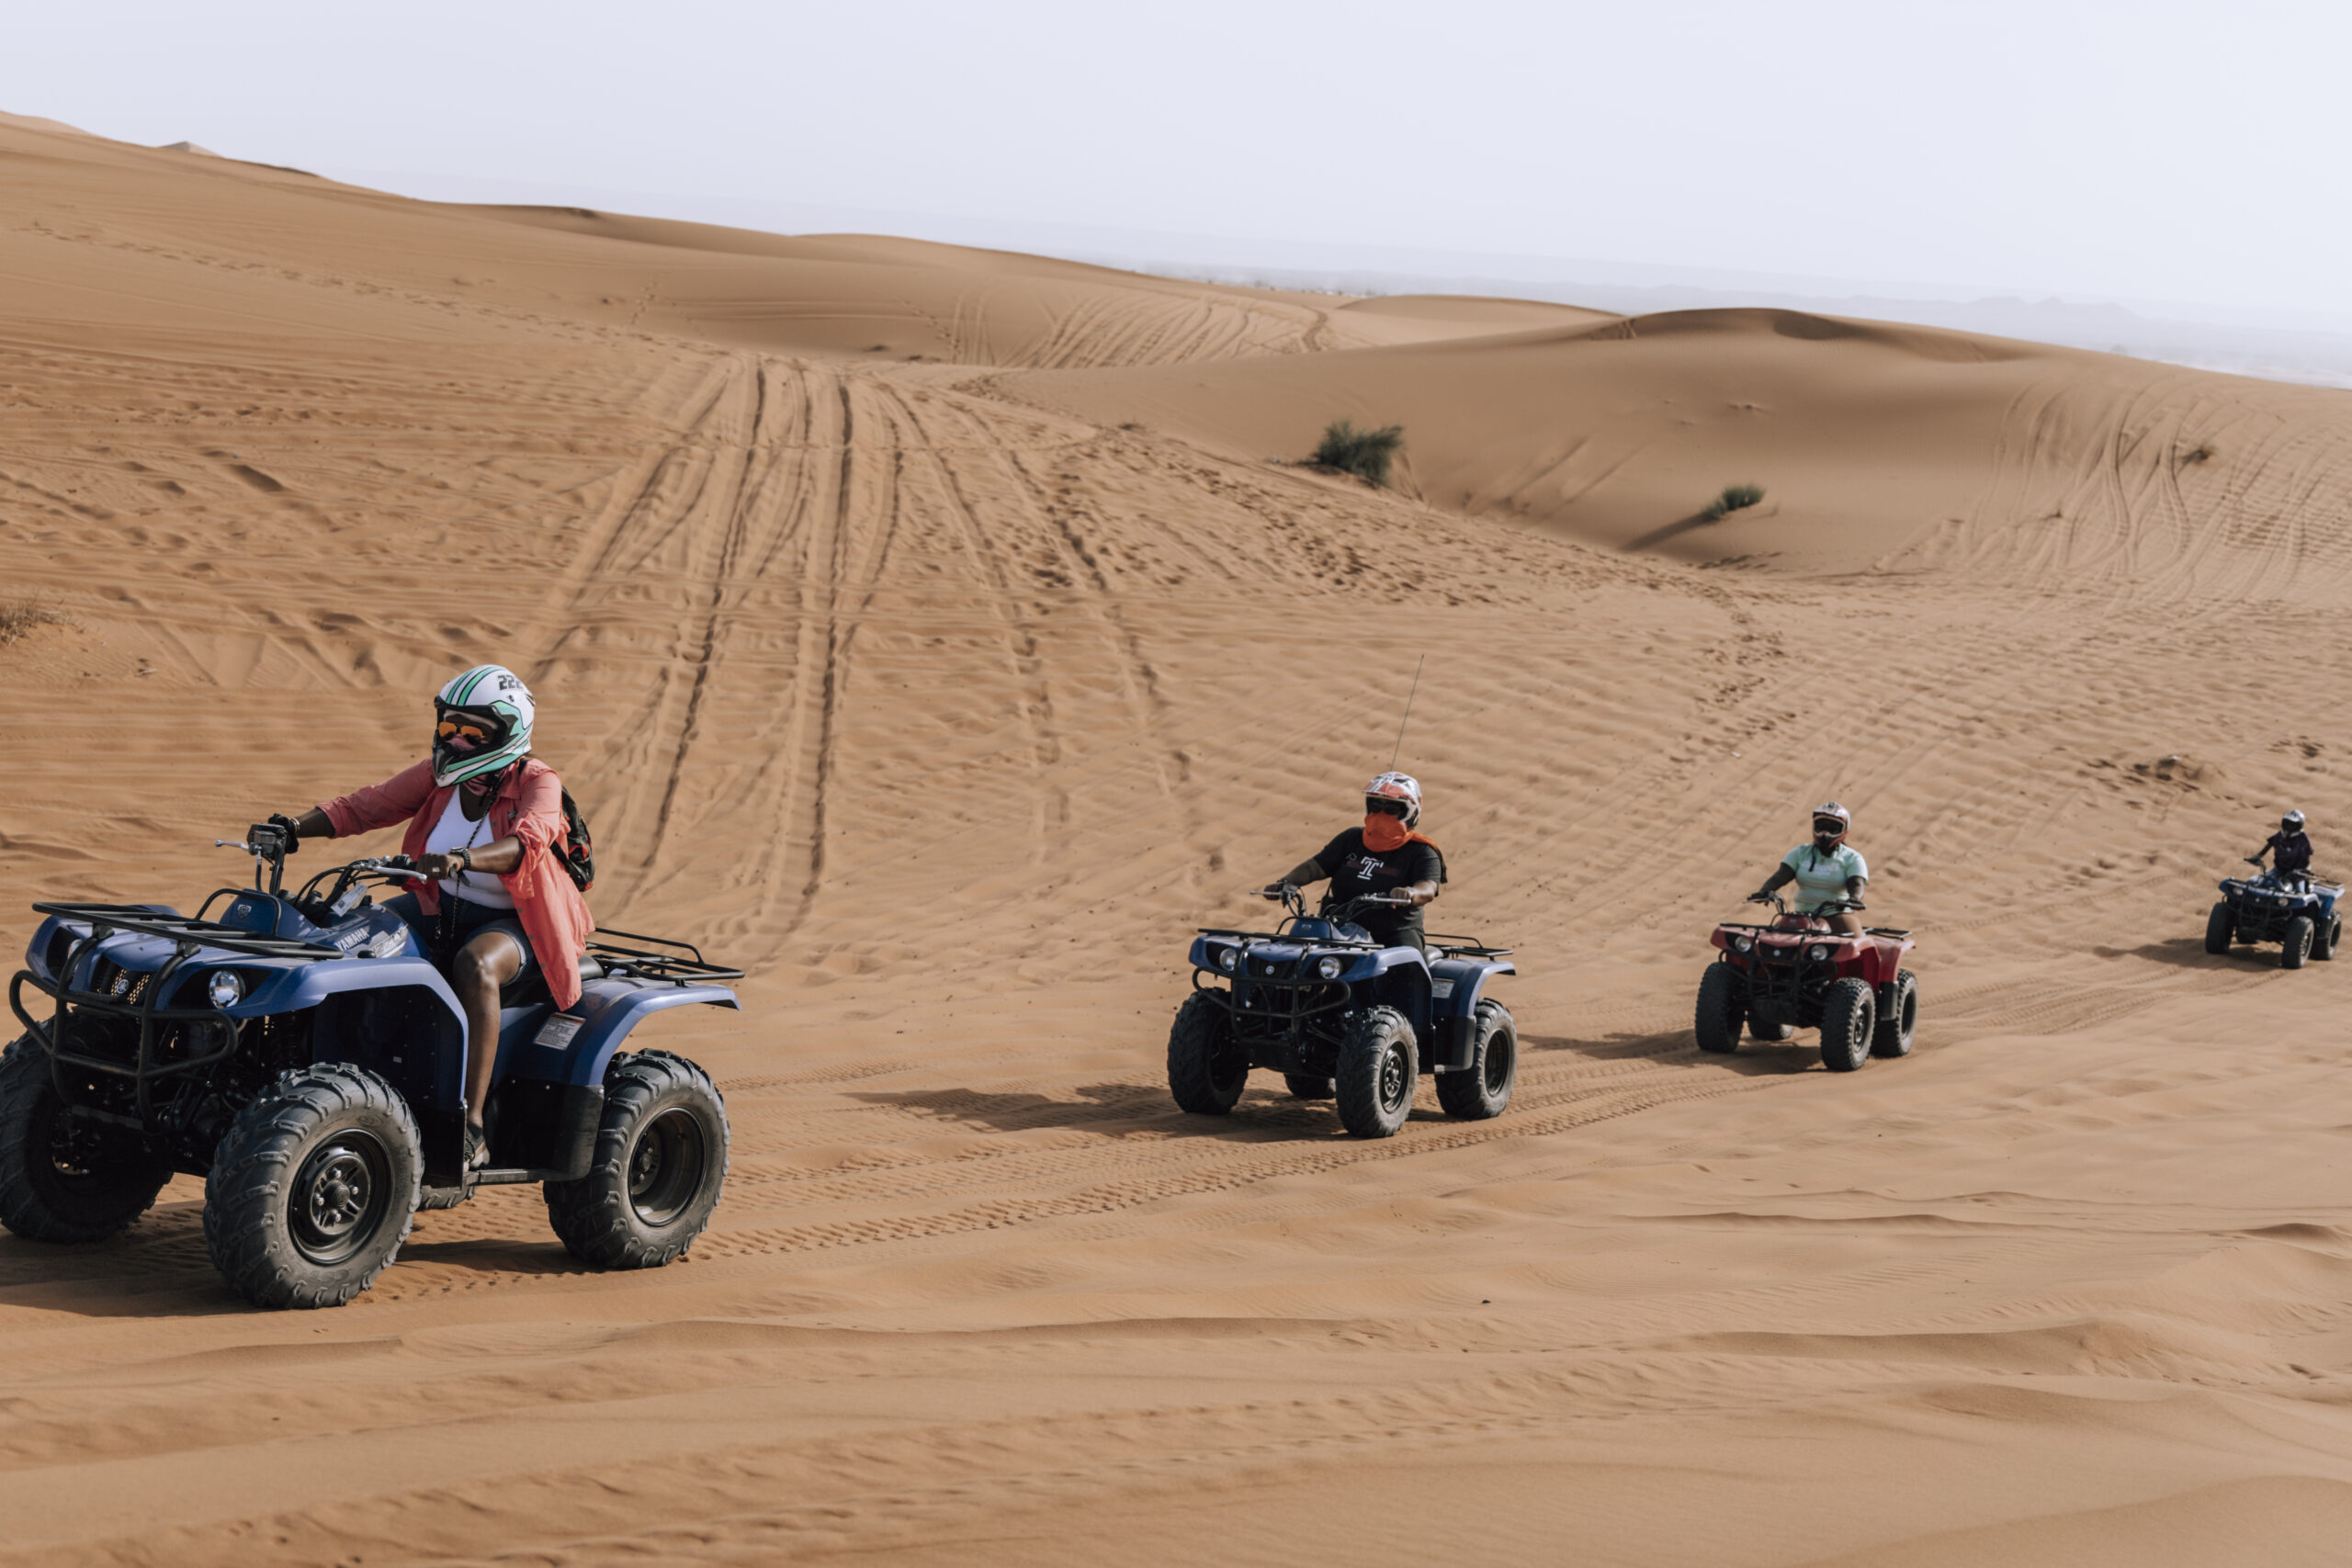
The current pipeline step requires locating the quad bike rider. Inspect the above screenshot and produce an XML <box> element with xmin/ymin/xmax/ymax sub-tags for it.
<box><xmin>1167</xmin><ymin>772</ymin><xmax>1519</xmax><ymax>1136</ymax></box>
<box><xmin>4</xmin><ymin>664</ymin><xmax>740</xmax><ymax>1308</ymax></box>
<box><xmin>1267</xmin><ymin>772</ymin><xmax>1445</xmax><ymax>955</ymax></box>
<box><xmin>1696</xmin><ymin>801</ymin><xmax>1920</xmax><ymax>1070</ymax></box>
<box><xmin>1752</xmin><ymin>803</ymin><xmax>1869</xmax><ymax>935</ymax></box>
<box><xmin>2207</xmin><ymin>809</ymin><xmax>2342</xmax><ymax>967</ymax></box>
<box><xmin>269</xmin><ymin>664</ymin><xmax>588</xmax><ymax>1172</ymax></box>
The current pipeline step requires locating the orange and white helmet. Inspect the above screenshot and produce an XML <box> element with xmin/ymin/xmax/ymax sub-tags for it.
<box><xmin>1366</xmin><ymin>772</ymin><xmax>1422</xmax><ymax>828</ymax></box>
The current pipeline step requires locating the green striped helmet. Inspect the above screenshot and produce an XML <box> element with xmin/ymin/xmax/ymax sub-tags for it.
<box><xmin>432</xmin><ymin>664</ymin><xmax>535</xmax><ymax>786</ymax></box>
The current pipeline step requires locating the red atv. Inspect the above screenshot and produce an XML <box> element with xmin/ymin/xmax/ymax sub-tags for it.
<box><xmin>1695</xmin><ymin>896</ymin><xmax>1918</xmax><ymax>1071</ymax></box>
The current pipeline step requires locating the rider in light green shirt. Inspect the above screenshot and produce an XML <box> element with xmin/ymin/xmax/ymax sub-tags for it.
<box><xmin>1750</xmin><ymin>802</ymin><xmax>1869</xmax><ymax>932</ymax></box>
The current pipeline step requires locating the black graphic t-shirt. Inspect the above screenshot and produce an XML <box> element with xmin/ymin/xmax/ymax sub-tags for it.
<box><xmin>2268</xmin><ymin>829</ymin><xmax>2314</xmax><ymax>875</ymax></box>
<box><xmin>1310</xmin><ymin>829</ymin><xmax>1447</xmax><ymax>948</ymax></box>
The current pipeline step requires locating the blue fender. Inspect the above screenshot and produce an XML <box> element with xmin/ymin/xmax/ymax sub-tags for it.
<box><xmin>1429</xmin><ymin>957</ymin><xmax>1517</xmax><ymax>1021</ymax></box>
<box><xmin>507</xmin><ymin>977</ymin><xmax>741</xmax><ymax>1089</ymax></box>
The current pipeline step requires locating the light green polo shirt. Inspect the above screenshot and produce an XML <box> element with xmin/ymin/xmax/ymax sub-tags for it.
<box><xmin>1782</xmin><ymin>842</ymin><xmax>1868</xmax><ymax>912</ymax></box>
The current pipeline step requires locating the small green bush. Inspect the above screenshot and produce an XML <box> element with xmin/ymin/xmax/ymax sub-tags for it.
<box><xmin>1702</xmin><ymin>483</ymin><xmax>1766</xmax><ymax>521</ymax></box>
<box><xmin>1311</xmin><ymin>420</ymin><xmax>1406</xmax><ymax>488</ymax></box>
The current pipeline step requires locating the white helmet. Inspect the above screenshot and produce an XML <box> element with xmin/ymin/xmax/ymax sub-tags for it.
<box><xmin>432</xmin><ymin>664</ymin><xmax>535</xmax><ymax>786</ymax></box>
<box><xmin>1365</xmin><ymin>771</ymin><xmax>1422</xmax><ymax>828</ymax></box>
<box><xmin>1812</xmin><ymin>801</ymin><xmax>1850</xmax><ymax>848</ymax></box>
<box><xmin>2284</xmin><ymin>809</ymin><xmax>2307</xmax><ymax>832</ymax></box>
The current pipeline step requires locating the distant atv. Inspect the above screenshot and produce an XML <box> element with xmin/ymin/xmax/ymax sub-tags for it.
<box><xmin>5</xmin><ymin>826</ymin><xmax>741</xmax><ymax>1308</ymax></box>
<box><xmin>1696</xmin><ymin>895</ymin><xmax>1917</xmax><ymax>1072</ymax></box>
<box><xmin>1168</xmin><ymin>886</ymin><xmax>1517</xmax><ymax>1138</ymax></box>
<box><xmin>2207</xmin><ymin>861</ymin><xmax>2342</xmax><ymax>969</ymax></box>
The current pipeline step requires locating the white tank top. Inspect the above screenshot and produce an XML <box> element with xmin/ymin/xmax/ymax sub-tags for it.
<box><xmin>424</xmin><ymin>791</ymin><xmax>514</xmax><ymax>908</ymax></box>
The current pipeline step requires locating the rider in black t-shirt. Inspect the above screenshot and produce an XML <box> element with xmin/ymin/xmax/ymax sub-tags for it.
<box><xmin>1263</xmin><ymin>772</ymin><xmax>1446</xmax><ymax>951</ymax></box>
<box><xmin>2255</xmin><ymin>809</ymin><xmax>2314</xmax><ymax>878</ymax></box>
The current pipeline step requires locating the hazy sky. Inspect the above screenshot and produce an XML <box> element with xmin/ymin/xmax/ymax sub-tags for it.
<box><xmin>10</xmin><ymin>1</ymin><xmax>2349</xmax><ymax>318</ymax></box>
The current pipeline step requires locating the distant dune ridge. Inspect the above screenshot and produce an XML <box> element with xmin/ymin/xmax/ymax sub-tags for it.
<box><xmin>6</xmin><ymin>110</ymin><xmax>2352</xmax><ymax>1567</ymax></box>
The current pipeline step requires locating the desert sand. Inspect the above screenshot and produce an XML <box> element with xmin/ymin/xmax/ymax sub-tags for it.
<box><xmin>6</xmin><ymin>111</ymin><xmax>2352</xmax><ymax>1565</ymax></box>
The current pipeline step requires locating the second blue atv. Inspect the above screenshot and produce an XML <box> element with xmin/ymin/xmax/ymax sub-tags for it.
<box><xmin>4</xmin><ymin>823</ymin><xmax>741</xmax><ymax>1308</ymax></box>
<box><xmin>1168</xmin><ymin>885</ymin><xmax>1517</xmax><ymax>1138</ymax></box>
<box><xmin>2207</xmin><ymin>861</ymin><xmax>2343</xmax><ymax>969</ymax></box>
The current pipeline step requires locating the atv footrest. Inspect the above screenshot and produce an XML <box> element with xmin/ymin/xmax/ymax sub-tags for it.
<box><xmin>470</xmin><ymin>1167</ymin><xmax>570</xmax><ymax>1187</ymax></box>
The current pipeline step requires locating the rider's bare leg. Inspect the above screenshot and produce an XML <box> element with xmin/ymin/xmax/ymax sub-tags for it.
<box><xmin>1829</xmin><ymin>911</ymin><xmax>1864</xmax><ymax>935</ymax></box>
<box><xmin>448</xmin><ymin>930</ymin><xmax>526</xmax><ymax>1143</ymax></box>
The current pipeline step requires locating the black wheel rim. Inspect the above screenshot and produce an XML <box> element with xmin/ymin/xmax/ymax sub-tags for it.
<box><xmin>1379</xmin><ymin>1041</ymin><xmax>1410</xmax><ymax>1114</ymax></box>
<box><xmin>627</xmin><ymin>1107</ymin><xmax>707</xmax><ymax>1228</ymax></box>
<box><xmin>288</xmin><ymin>1133</ymin><xmax>393</xmax><ymax>1268</ymax></box>
<box><xmin>46</xmin><ymin>1113</ymin><xmax>111</xmax><ymax>1185</ymax></box>
<box><xmin>1483</xmin><ymin>1027</ymin><xmax>1514</xmax><ymax>1096</ymax></box>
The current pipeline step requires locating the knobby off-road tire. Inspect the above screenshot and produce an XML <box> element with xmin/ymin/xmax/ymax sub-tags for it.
<box><xmin>1872</xmin><ymin>970</ymin><xmax>1919</xmax><ymax>1058</ymax></box>
<box><xmin>1436</xmin><ymin>999</ymin><xmax>1516</xmax><ymax>1121</ymax></box>
<box><xmin>1817</xmin><ymin>977</ymin><xmax>1878</xmax><ymax>1073</ymax></box>
<box><xmin>2204</xmin><ymin>902</ymin><xmax>2234</xmax><ymax>955</ymax></box>
<box><xmin>2283</xmin><ymin>916</ymin><xmax>2314</xmax><ymax>970</ymax></box>
<box><xmin>1336</xmin><ymin>1006</ymin><xmax>1417</xmax><ymax>1139</ymax></box>
<box><xmin>545</xmin><ymin>1051</ymin><xmax>729</xmax><ymax>1269</ymax></box>
<box><xmin>2313</xmin><ymin>913</ymin><xmax>2342</xmax><ymax>962</ymax></box>
<box><xmin>203</xmin><ymin>1064</ymin><xmax>422</xmax><ymax>1309</ymax></box>
<box><xmin>1167</xmin><ymin>991</ymin><xmax>1249</xmax><ymax>1115</ymax></box>
<box><xmin>1283</xmin><ymin>1074</ymin><xmax>1335</xmax><ymax>1100</ymax></box>
<box><xmin>0</xmin><ymin>1042</ymin><xmax>172</xmax><ymax>1243</ymax></box>
<box><xmin>1694</xmin><ymin>964</ymin><xmax>1745</xmax><ymax>1055</ymax></box>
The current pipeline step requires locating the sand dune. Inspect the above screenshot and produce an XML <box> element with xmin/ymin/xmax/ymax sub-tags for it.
<box><xmin>6</xmin><ymin>114</ymin><xmax>2352</xmax><ymax>1566</ymax></box>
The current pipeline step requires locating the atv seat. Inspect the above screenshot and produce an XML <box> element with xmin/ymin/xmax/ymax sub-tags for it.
<box><xmin>499</xmin><ymin>953</ymin><xmax>604</xmax><ymax>1010</ymax></box>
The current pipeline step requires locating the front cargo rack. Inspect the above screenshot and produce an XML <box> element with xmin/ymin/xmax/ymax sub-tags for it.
<box><xmin>585</xmin><ymin>927</ymin><xmax>746</xmax><ymax>985</ymax></box>
<box><xmin>29</xmin><ymin>901</ymin><xmax>346</xmax><ymax>962</ymax></box>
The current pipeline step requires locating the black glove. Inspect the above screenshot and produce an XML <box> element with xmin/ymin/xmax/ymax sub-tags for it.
<box><xmin>267</xmin><ymin>813</ymin><xmax>304</xmax><ymax>854</ymax></box>
<box><xmin>1746</xmin><ymin>889</ymin><xmax>1771</xmax><ymax>903</ymax></box>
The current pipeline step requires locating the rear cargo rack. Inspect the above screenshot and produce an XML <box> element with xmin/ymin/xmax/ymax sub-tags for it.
<box><xmin>586</xmin><ymin>927</ymin><xmax>745</xmax><ymax>985</ymax></box>
<box><xmin>1427</xmin><ymin>934</ymin><xmax>1513</xmax><ymax>959</ymax></box>
<box><xmin>29</xmin><ymin>901</ymin><xmax>345</xmax><ymax>962</ymax></box>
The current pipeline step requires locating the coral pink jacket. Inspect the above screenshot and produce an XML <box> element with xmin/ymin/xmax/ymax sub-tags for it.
<box><xmin>316</xmin><ymin>758</ymin><xmax>594</xmax><ymax>1010</ymax></box>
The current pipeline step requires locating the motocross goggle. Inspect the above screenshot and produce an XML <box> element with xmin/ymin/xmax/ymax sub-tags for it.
<box><xmin>1366</xmin><ymin>796</ymin><xmax>1410</xmax><ymax>818</ymax></box>
<box><xmin>434</xmin><ymin>701</ymin><xmax>513</xmax><ymax>756</ymax></box>
<box><xmin>1813</xmin><ymin>818</ymin><xmax>1848</xmax><ymax>838</ymax></box>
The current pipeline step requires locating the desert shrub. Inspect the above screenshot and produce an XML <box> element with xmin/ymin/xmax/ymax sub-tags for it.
<box><xmin>0</xmin><ymin>599</ymin><xmax>64</xmax><ymax>647</ymax></box>
<box><xmin>1311</xmin><ymin>420</ymin><xmax>1406</xmax><ymax>488</ymax></box>
<box><xmin>1703</xmin><ymin>483</ymin><xmax>1766</xmax><ymax>521</ymax></box>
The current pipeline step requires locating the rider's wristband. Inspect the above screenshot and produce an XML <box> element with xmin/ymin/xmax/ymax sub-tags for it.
<box><xmin>453</xmin><ymin>850</ymin><xmax>471</xmax><ymax>873</ymax></box>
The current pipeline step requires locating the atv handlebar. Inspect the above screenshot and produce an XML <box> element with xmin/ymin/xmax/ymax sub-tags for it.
<box><xmin>1745</xmin><ymin>891</ymin><xmax>1864</xmax><ymax>917</ymax></box>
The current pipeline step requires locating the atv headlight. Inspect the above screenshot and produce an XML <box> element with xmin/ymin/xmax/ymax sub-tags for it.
<box><xmin>1317</xmin><ymin>955</ymin><xmax>1344</xmax><ymax>980</ymax></box>
<box><xmin>1734</xmin><ymin>935</ymin><xmax>1753</xmax><ymax>953</ymax></box>
<box><xmin>1217</xmin><ymin>947</ymin><xmax>1238</xmax><ymax>973</ymax></box>
<box><xmin>205</xmin><ymin>969</ymin><xmax>244</xmax><ymax>1009</ymax></box>
<box><xmin>1807</xmin><ymin>944</ymin><xmax>1830</xmax><ymax>963</ymax></box>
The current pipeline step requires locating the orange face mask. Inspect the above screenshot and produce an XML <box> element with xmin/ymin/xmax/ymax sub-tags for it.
<box><xmin>1363</xmin><ymin>812</ymin><xmax>1411</xmax><ymax>852</ymax></box>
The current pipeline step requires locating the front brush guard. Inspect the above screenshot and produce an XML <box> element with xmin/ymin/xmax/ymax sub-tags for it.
<box><xmin>7</xmin><ymin>910</ymin><xmax>297</xmax><ymax>1131</ymax></box>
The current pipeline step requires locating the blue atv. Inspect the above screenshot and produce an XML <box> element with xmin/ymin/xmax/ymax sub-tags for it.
<box><xmin>2207</xmin><ymin>860</ymin><xmax>2343</xmax><ymax>969</ymax></box>
<box><xmin>3</xmin><ymin>823</ymin><xmax>741</xmax><ymax>1308</ymax></box>
<box><xmin>1169</xmin><ymin>886</ymin><xmax>1517</xmax><ymax>1138</ymax></box>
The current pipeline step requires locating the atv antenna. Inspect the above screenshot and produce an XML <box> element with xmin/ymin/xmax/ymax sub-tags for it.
<box><xmin>1388</xmin><ymin>655</ymin><xmax>1425</xmax><ymax>771</ymax></box>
